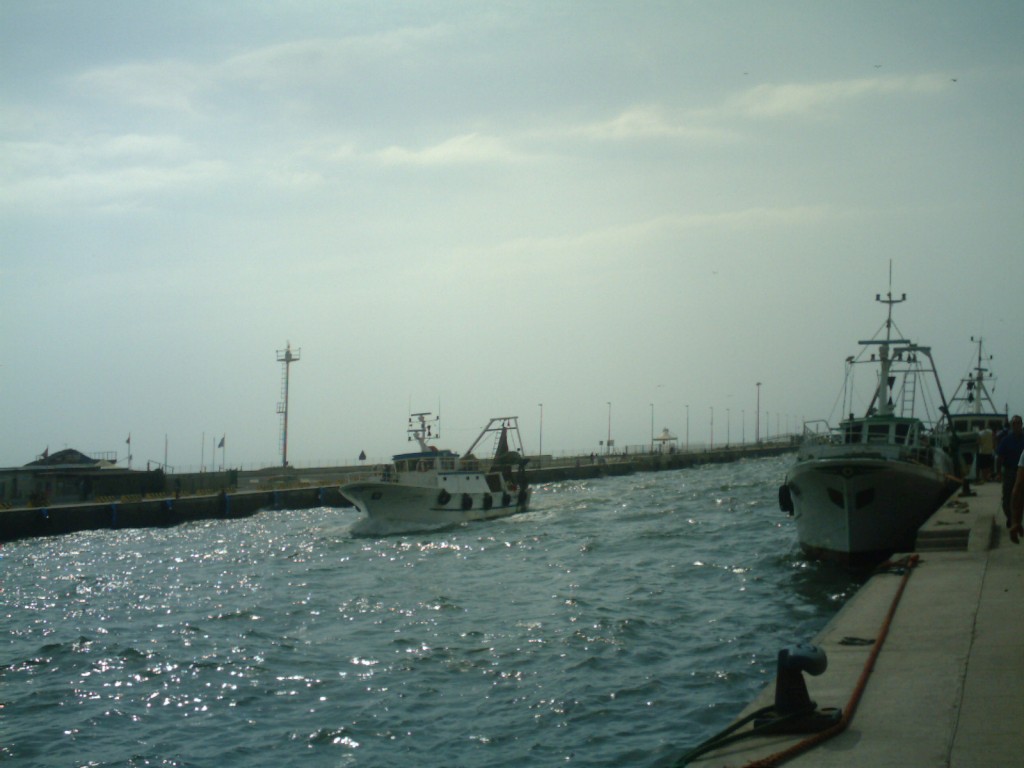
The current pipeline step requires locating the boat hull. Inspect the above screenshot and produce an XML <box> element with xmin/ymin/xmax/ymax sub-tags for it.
<box><xmin>340</xmin><ymin>479</ymin><xmax>530</xmax><ymax>527</ymax></box>
<box><xmin>785</xmin><ymin>457</ymin><xmax>956</xmax><ymax>565</ymax></box>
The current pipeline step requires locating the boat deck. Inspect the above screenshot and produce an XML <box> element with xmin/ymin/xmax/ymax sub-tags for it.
<box><xmin>686</xmin><ymin>481</ymin><xmax>1023</xmax><ymax>767</ymax></box>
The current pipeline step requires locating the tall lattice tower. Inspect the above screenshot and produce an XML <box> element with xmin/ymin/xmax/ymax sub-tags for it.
<box><xmin>276</xmin><ymin>342</ymin><xmax>301</xmax><ymax>467</ymax></box>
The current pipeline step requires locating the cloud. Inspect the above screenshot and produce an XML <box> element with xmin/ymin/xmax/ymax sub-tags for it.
<box><xmin>219</xmin><ymin>25</ymin><xmax>450</xmax><ymax>89</ymax></box>
<box><xmin>74</xmin><ymin>60</ymin><xmax>205</xmax><ymax>112</ymax></box>
<box><xmin>372</xmin><ymin>132</ymin><xmax>525</xmax><ymax>166</ymax></box>
<box><xmin>566</xmin><ymin>105</ymin><xmax>740</xmax><ymax>144</ymax></box>
<box><xmin>2</xmin><ymin>160</ymin><xmax>228</xmax><ymax>210</ymax></box>
<box><xmin>0</xmin><ymin>134</ymin><xmax>225</xmax><ymax>210</ymax></box>
<box><xmin>722</xmin><ymin>74</ymin><xmax>950</xmax><ymax>119</ymax></box>
<box><xmin>559</xmin><ymin>74</ymin><xmax>951</xmax><ymax>146</ymax></box>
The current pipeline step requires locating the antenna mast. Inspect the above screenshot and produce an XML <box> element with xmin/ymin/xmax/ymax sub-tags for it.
<box><xmin>276</xmin><ymin>342</ymin><xmax>301</xmax><ymax>467</ymax></box>
<box><xmin>864</xmin><ymin>264</ymin><xmax>906</xmax><ymax>417</ymax></box>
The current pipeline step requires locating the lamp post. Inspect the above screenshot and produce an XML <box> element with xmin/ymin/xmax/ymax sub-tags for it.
<box><xmin>756</xmin><ymin>382</ymin><xmax>762</xmax><ymax>444</ymax></box>
<box><xmin>710</xmin><ymin>406</ymin><xmax>714</xmax><ymax>450</ymax></box>
<box><xmin>686</xmin><ymin>404</ymin><xmax>690</xmax><ymax>452</ymax></box>
<box><xmin>727</xmin><ymin>408</ymin><xmax>731</xmax><ymax>447</ymax></box>
<box><xmin>538</xmin><ymin>403</ymin><xmax>543</xmax><ymax>463</ymax></box>
<box><xmin>607</xmin><ymin>402</ymin><xmax>612</xmax><ymax>455</ymax></box>
<box><xmin>650</xmin><ymin>403</ymin><xmax>654</xmax><ymax>453</ymax></box>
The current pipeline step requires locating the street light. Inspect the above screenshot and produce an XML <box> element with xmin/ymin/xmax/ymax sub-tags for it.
<box><xmin>607</xmin><ymin>402</ymin><xmax>612</xmax><ymax>455</ymax></box>
<box><xmin>538</xmin><ymin>403</ymin><xmax>543</xmax><ymax>462</ymax></box>
<box><xmin>756</xmin><ymin>382</ymin><xmax>762</xmax><ymax>444</ymax></box>
<box><xmin>686</xmin><ymin>404</ymin><xmax>690</xmax><ymax>452</ymax></box>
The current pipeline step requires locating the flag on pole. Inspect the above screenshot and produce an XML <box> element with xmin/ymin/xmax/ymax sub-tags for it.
<box><xmin>126</xmin><ymin>434</ymin><xmax>131</xmax><ymax>445</ymax></box>
<box><xmin>218</xmin><ymin>436</ymin><xmax>225</xmax><ymax>448</ymax></box>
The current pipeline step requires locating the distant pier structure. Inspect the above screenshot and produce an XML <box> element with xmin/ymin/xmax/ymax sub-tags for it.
<box><xmin>276</xmin><ymin>342</ymin><xmax>301</xmax><ymax>468</ymax></box>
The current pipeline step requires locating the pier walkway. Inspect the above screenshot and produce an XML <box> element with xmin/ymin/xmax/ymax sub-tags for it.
<box><xmin>686</xmin><ymin>481</ymin><xmax>1023</xmax><ymax>767</ymax></box>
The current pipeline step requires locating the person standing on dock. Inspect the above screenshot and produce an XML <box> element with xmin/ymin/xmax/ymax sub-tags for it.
<box><xmin>1009</xmin><ymin>449</ymin><xmax>1024</xmax><ymax>544</ymax></box>
<box><xmin>978</xmin><ymin>425</ymin><xmax>996</xmax><ymax>482</ymax></box>
<box><xmin>996</xmin><ymin>415</ymin><xmax>1024</xmax><ymax>528</ymax></box>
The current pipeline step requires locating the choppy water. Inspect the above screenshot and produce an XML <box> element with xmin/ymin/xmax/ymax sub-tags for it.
<box><xmin>1</xmin><ymin>455</ymin><xmax>859</xmax><ymax>767</ymax></box>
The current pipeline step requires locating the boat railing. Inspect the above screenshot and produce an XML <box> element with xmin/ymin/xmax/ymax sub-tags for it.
<box><xmin>800</xmin><ymin>420</ymin><xmax>841</xmax><ymax>445</ymax></box>
<box><xmin>340</xmin><ymin>465</ymin><xmax>398</xmax><ymax>484</ymax></box>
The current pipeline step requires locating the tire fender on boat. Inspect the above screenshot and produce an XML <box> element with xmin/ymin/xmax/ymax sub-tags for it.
<box><xmin>779</xmin><ymin>484</ymin><xmax>794</xmax><ymax>514</ymax></box>
<box><xmin>461</xmin><ymin>493</ymin><xmax>473</xmax><ymax>511</ymax></box>
<box><xmin>437</xmin><ymin>489</ymin><xmax>451</xmax><ymax>506</ymax></box>
<box><xmin>482</xmin><ymin>493</ymin><xmax>493</xmax><ymax>510</ymax></box>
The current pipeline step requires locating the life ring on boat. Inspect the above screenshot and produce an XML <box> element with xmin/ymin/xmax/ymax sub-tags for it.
<box><xmin>461</xmin><ymin>493</ymin><xmax>473</xmax><ymax>511</ymax></box>
<box><xmin>437</xmin><ymin>489</ymin><xmax>451</xmax><ymax>506</ymax></box>
<box><xmin>482</xmin><ymin>493</ymin><xmax>493</xmax><ymax>510</ymax></box>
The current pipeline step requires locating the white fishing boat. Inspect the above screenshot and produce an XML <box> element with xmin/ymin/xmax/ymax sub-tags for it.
<box><xmin>779</xmin><ymin>287</ymin><xmax>959</xmax><ymax>565</ymax></box>
<box><xmin>943</xmin><ymin>336</ymin><xmax>1007</xmax><ymax>481</ymax></box>
<box><xmin>340</xmin><ymin>413</ymin><xmax>531</xmax><ymax>530</ymax></box>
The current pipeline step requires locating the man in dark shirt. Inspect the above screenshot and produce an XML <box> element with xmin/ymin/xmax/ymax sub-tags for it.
<box><xmin>996</xmin><ymin>415</ymin><xmax>1024</xmax><ymax>527</ymax></box>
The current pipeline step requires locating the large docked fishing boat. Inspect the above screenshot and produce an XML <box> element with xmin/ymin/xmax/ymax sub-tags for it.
<box><xmin>779</xmin><ymin>288</ymin><xmax>959</xmax><ymax>565</ymax></box>
<box><xmin>340</xmin><ymin>413</ymin><xmax>531</xmax><ymax>530</ymax></box>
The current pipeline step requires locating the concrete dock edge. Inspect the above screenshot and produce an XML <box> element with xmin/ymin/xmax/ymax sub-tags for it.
<box><xmin>685</xmin><ymin>482</ymin><xmax>1023</xmax><ymax>768</ymax></box>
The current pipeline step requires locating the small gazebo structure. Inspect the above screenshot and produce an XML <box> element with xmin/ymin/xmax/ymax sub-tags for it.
<box><xmin>652</xmin><ymin>428</ymin><xmax>678</xmax><ymax>454</ymax></box>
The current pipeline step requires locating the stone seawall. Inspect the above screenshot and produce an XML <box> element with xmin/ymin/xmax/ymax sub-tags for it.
<box><xmin>1</xmin><ymin>486</ymin><xmax>349</xmax><ymax>543</ymax></box>
<box><xmin>1</xmin><ymin>443</ymin><xmax>795</xmax><ymax>543</ymax></box>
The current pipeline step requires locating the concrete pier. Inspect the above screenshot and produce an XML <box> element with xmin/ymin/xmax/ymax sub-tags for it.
<box><xmin>0</xmin><ymin>486</ymin><xmax>349</xmax><ymax>543</ymax></box>
<box><xmin>1</xmin><ymin>443</ymin><xmax>795</xmax><ymax>543</ymax></box>
<box><xmin>684</xmin><ymin>481</ymin><xmax>1023</xmax><ymax>767</ymax></box>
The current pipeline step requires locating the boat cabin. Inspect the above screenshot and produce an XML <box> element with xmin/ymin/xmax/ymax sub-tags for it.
<box><xmin>392</xmin><ymin>450</ymin><xmax>460</xmax><ymax>474</ymax></box>
<box><xmin>841</xmin><ymin>416</ymin><xmax>925</xmax><ymax>447</ymax></box>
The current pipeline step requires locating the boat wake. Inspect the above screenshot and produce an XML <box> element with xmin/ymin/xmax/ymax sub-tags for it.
<box><xmin>349</xmin><ymin>515</ymin><xmax>463</xmax><ymax>538</ymax></box>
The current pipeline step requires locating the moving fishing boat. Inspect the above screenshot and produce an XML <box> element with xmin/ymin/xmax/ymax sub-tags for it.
<box><xmin>340</xmin><ymin>413</ymin><xmax>531</xmax><ymax>529</ymax></box>
<box><xmin>779</xmin><ymin>288</ymin><xmax>959</xmax><ymax>565</ymax></box>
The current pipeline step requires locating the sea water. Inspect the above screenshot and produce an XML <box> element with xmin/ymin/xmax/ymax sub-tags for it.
<box><xmin>1</xmin><ymin>455</ymin><xmax>859</xmax><ymax>767</ymax></box>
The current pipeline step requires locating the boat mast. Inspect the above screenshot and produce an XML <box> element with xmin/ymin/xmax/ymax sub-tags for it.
<box><xmin>968</xmin><ymin>336</ymin><xmax>995</xmax><ymax>416</ymax></box>
<box><xmin>408</xmin><ymin>412</ymin><xmax>439</xmax><ymax>452</ymax></box>
<box><xmin>863</xmin><ymin>282</ymin><xmax>906</xmax><ymax>418</ymax></box>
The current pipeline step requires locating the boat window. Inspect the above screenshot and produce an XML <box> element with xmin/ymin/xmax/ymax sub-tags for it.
<box><xmin>895</xmin><ymin>423</ymin><xmax>911</xmax><ymax>445</ymax></box>
<box><xmin>867</xmin><ymin>424</ymin><xmax>890</xmax><ymax>443</ymax></box>
<box><xmin>844</xmin><ymin>423</ymin><xmax>863</xmax><ymax>444</ymax></box>
<box><xmin>440</xmin><ymin>458</ymin><xmax>456</xmax><ymax>471</ymax></box>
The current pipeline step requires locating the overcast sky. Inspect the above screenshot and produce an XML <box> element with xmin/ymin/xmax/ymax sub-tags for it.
<box><xmin>2</xmin><ymin>1</ymin><xmax>1022</xmax><ymax>470</ymax></box>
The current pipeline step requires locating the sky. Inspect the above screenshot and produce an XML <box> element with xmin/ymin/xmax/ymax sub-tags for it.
<box><xmin>2</xmin><ymin>1</ymin><xmax>1022</xmax><ymax>471</ymax></box>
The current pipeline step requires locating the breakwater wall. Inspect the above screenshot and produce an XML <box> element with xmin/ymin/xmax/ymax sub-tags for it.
<box><xmin>525</xmin><ymin>442</ymin><xmax>795</xmax><ymax>483</ymax></box>
<box><xmin>1</xmin><ymin>443</ymin><xmax>795</xmax><ymax>543</ymax></box>
<box><xmin>1</xmin><ymin>486</ymin><xmax>349</xmax><ymax>544</ymax></box>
